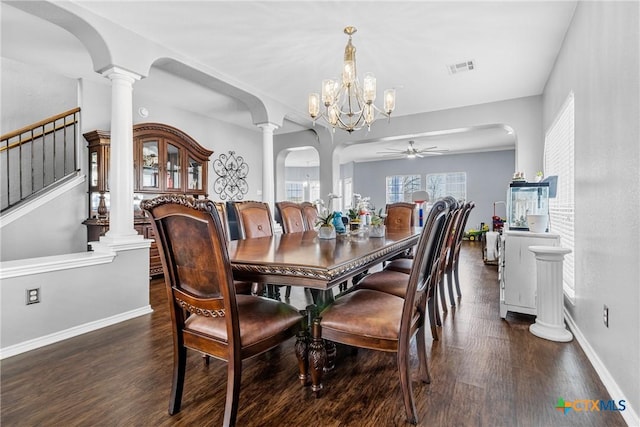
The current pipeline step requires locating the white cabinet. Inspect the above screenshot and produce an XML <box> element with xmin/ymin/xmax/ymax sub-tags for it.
<box><xmin>499</xmin><ymin>230</ymin><xmax>560</xmax><ymax>318</ymax></box>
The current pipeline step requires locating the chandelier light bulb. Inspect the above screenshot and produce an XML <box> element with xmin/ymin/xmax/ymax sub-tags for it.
<box><xmin>308</xmin><ymin>93</ymin><xmax>320</xmax><ymax>118</ymax></box>
<box><xmin>384</xmin><ymin>89</ymin><xmax>396</xmax><ymax>114</ymax></box>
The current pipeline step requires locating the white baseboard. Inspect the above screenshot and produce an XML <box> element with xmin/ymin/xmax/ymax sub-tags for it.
<box><xmin>0</xmin><ymin>305</ymin><xmax>153</xmax><ymax>360</ymax></box>
<box><xmin>565</xmin><ymin>308</ymin><xmax>639</xmax><ymax>426</ymax></box>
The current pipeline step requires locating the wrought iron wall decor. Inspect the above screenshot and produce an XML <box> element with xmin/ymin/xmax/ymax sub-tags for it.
<box><xmin>213</xmin><ymin>151</ymin><xmax>249</xmax><ymax>200</ymax></box>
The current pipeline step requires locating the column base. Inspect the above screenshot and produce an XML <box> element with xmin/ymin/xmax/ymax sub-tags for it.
<box><xmin>529</xmin><ymin>320</ymin><xmax>573</xmax><ymax>342</ymax></box>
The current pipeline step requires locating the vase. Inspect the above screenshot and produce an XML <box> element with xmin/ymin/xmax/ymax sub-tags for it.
<box><xmin>370</xmin><ymin>224</ymin><xmax>386</xmax><ymax>238</ymax></box>
<box><xmin>318</xmin><ymin>226</ymin><xmax>336</xmax><ymax>239</ymax></box>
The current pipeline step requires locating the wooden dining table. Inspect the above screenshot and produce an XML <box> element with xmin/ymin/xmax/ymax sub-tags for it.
<box><xmin>227</xmin><ymin>227</ymin><xmax>421</xmax><ymax>307</ymax></box>
<box><xmin>227</xmin><ymin>227</ymin><xmax>422</xmax><ymax>394</ymax></box>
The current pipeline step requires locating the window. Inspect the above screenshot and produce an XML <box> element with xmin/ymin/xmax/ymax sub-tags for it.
<box><xmin>336</xmin><ymin>179</ymin><xmax>343</xmax><ymax>212</ymax></box>
<box><xmin>385</xmin><ymin>175</ymin><xmax>421</xmax><ymax>204</ymax></box>
<box><xmin>544</xmin><ymin>92</ymin><xmax>575</xmax><ymax>298</ymax></box>
<box><xmin>425</xmin><ymin>172</ymin><xmax>466</xmax><ymax>202</ymax></box>
<box><xmin>285</xmin><ymin>181</ymin><xmax>304</xmax><ymax>202</ymax></box>
<box><xmin>309</xmin><ymin>181</ymin><xmax>320</xmax><ymax>203</ymax></box>
<box><xmin>344</xmin><ymin>178</ymin><xmax>353</xmax><ymax>209</ymax></box>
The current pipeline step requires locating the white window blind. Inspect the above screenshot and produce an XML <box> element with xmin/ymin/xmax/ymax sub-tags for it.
<box><xmin>425</xmin><ymin>172</ymin><xmax>467</xmax><ymax>202</ymax></box>
<box><xmin>385</xmin><ymin>175</ymin><xmax>421</xmax><ymax>204</ymax></box>
<box><xmin>544</xmin><ymin>92</ymin><xmax>575</xmax><ymax>295</ymax></box>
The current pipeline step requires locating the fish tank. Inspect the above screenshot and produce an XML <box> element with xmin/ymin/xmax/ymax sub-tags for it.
<box><xmin>506</xmin><ymin>181</ymin><xmax>550</xmax><ymax>230</ymax></box>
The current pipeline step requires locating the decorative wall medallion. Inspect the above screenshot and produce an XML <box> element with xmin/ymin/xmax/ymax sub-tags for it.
<box><xmin>213</xmin><ymin>151</ymin><xmax>249</xmax><ymax>200</ymax></box>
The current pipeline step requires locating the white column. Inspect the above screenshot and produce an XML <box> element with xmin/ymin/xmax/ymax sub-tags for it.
<box><xmin>528</xmin><ymin>245</ymin><xmax>573</xmax><ymax>342</ymax></box>
<box><xmin>102</xmin><ymin>67</ymin><xmax>142</xmax><ymax>244</ymax></box>
<box><xmin>257</xmin><ymin>122</ymin><xmax>278</xmax><ymax>213</ymax></box>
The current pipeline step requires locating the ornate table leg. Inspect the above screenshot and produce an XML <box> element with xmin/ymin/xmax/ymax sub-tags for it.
<box><xmin>294</xmin><ymin>309</ymin><xmax>310</xmax><ymax>386</ymax></box>
<box><xmin>309</xmin><ymin>317</ymin><xmax>326</xmax><ymax>397</ymax></box>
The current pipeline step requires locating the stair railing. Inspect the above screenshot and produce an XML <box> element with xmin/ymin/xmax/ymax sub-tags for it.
<box><xmin>1</xmin><ymin>107</ymin><xmax>81</xmax><ymax>212</ymax></box>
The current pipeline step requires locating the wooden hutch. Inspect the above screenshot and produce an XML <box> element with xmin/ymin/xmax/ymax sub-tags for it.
<box><xmin>83</xmin><ymin>123</ymin><xmax>213</xmax><ymax>277</ymax></box>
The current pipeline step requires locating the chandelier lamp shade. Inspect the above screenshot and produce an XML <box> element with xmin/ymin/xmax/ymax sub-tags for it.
<box><xmin>308</xmin><ymin>26</ymin><xmax>396</xmax><ymax>133</ymax></box>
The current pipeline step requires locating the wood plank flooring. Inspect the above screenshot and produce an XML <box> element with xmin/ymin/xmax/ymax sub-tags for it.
<box><xmin>1</xmin><ymin>242</ymin><xmax>627</xmax><ymax>426</ymax></box>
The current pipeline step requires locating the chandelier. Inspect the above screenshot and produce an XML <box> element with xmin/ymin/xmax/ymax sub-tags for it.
<box><xmin>308</xmin><ymin>26</ymin><xmax>396</xmax><ymax>133</ymax></box>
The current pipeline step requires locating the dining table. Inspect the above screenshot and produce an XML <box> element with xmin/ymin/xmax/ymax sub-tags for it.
<box><xmin>227</xmin><ymin>227</ymin><xmax>421</xmax><ymax>305</ymax></box>
<box><xmin>227</xmin><ymin>227</ymin><xmax>422</xmax><ymax>394</ymax></box>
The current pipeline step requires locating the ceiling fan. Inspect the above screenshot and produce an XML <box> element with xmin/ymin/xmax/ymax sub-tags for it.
<box><xmin>376</xmin><ymin>141</ymin><xmax>449</xmax><ymax>159</ymax></box>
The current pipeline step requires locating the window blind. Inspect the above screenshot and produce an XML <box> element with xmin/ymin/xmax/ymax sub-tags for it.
<box><xmin>544</xmin><ymin>92</ymin><xmax>575</xmax><ymax>293</ymax></box>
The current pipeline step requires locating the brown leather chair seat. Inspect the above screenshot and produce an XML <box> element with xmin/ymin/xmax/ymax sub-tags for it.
<box><xmin>383</xmin><ymin>258</ymin><xmax>413</xmax><ymax>275</ymax></box>
<box><xmin>321</xmin><ymin>289</ymin><xmax>406</xmax><ymax>348</ymax></box>
<box><xmin>185</xmin><ymin>295</ymin><xmax>302</xmax><ymax>347</ymax></box>
<box><xmin>355</xmin><ymin>269</ymin><xmax>409</xmax><ymax>298</ymax></box>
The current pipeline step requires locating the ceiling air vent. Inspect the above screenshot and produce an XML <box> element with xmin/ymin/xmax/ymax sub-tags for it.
<box><xmin>448</xmin><ymin>60</ymin><xmax>475</xmax><ymax>75</ymax></box>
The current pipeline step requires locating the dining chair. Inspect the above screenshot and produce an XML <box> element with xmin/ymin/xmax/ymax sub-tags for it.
<box><xmin>213</xmin><ymin>201</ymin><xmax>262</xmax><ymax>296</ymax></box>
<box><xmin>315</xmin><ymin>200</ymin><xmax>449</xmax><ymax>424</ymax></box>
<box><xmin>233</xmin><ymin>201</ymin><xmax>275</xmax><ymax>239</ymax></box>
<box><xmin>300</xmin><ymin>201</ymin><xmax>319</xmax><ymax>230</ymax></box>
<box><xmin>233</xmin><ymin>201</ymin><xmax>291</xmax><ymax>300</ymax></box>
<box><xmin>353</xmin><ymin>199</ymin><xmax>451</xmax><ymax>339</ymax></box>
<box><xmin>275</xmin><ymin>201</ymin><xmax>306</xmax><ymax>299</ymax></box>
<box><xmin>141</xmin><ymin>195</ymin><xmax>303</xmax><ymax>427</ymax></box>
<box><xmin>276</xmin><ymin>201</ymin><xmax>306</xmax><ymax>233</ymax></box>
<box><xmin>384</xmin><ymin>202</ymin><xmax>416</xmax><ymax>231</ymax></box>
<box><xmin>446</xmin><ymin>201</ymin><xmax>475</xmax><ymax>304</ymax></box>
<box><xmin>381</xmin><ymin>198</ymin><xmax>463</xmax><ymax>319</ymax></box>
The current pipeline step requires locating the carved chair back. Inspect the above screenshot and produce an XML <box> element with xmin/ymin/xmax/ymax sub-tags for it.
<box><xmin>276</xmin><ymin>201</ymin><xmax>306</xmax><ymax>233</ymax></box>
<box><xmin>300</xmin><ymin>201</ymin><xmax>319</xmax><ymax>231</ymax></box>
<box><xmin>384</xmin><ymin>202</ymin><xmax>416</xmax><ymax>231</ymax></box>
<box><xmin>233</xmin><ymin>201</ymin><xmax>274</xmax><ymax>239</ymax></box>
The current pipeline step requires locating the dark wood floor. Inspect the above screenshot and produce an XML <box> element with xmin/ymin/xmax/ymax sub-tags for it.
<box><xmin>1</xmin><ymin>242</ymin><xmax>626</xmax><ymax>426</ymax></box>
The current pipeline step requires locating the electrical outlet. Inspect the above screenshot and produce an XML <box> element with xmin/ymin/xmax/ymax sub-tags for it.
<box><xmin>603</xmin><ymin>305</ymin><xmax>609</xmax><ymax>328</ymax></box>
<box><xmin>26</xmin><ymin>288</ymin><xmax>40</xmax><ymax>305</ymax></box>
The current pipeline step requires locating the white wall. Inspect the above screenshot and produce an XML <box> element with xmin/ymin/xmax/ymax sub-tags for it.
<box><xmin>1</xmin><ymin>178</ymin><xmax>88</xmax><ymax>261</ymax></box>
<box><xmin>0</xmin><ymin>57</ymin><xmax>77</xmax><ymax>132</ymax></box>
<box><xmin>1</xmin><ymin>246</ymin><xmax>152</xmax><ymax>356</ymax></box>
<box><xmin>543</xmin><ymin>1</ymin><xmax>639</xmax><ymax>421</ymax></box>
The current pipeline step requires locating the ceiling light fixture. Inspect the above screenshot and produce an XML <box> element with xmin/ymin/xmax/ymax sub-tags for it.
<box><xmin>308</xmin><ymin>26</ymin><xmax>396</xmax><ymax>133</ymax></box>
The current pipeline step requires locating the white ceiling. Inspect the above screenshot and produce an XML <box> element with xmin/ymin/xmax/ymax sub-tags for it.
<box><xmin>2</xmin><ymin>1</ymin><xmax>577</xmax><ymax>166</ymax></box>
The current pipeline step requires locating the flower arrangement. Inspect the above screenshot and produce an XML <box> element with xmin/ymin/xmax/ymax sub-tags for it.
<box><xmin>315</xmin><ymin>209</ymin><xmax>338</xmax><ymax>239</ymax></box>
<box><xmin>354</xmin><ymin>193</ymin><xmax>371</xmax><ymax>215</ymax></box>
<box><xmin>315</xmin><ymin>210</ymin><xmax>335</xmax><ymax>228</ymax></box>
<box><xmin>370</xmin><ymin>208</ymin><xmax>384</xmax><ymax>226</ymax></box>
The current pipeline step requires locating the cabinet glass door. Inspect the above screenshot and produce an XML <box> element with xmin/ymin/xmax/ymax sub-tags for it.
<box><xmin>142</xmin><ymin>140</ymin><xmax>159</xmax><ymax>189</ymax></box>
<box><xmin>90</xmin><ymin>151</ymin><xmax>98</xmax><ymax>188</ymax></box>
<box><xmin>188</xmin><ymin>157</ymin><xmax>203</xmax><ymax>191</ymax></box>
<box><xmin>166</xmin><ymin>143</ymin><xmax>181</xmax><ymax>190</ymax></box>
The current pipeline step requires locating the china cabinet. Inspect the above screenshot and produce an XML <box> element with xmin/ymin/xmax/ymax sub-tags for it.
<box><xmin>83</xmin><ymin>123</ymin><xmax>213</xmax><ymax>276</ymax></box>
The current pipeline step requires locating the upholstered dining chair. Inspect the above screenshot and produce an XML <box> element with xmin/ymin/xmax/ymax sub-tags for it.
<box><xmin>233</xmin><ymin>201</ymin><xmax>275</xmax><ymax>239</ymax></box>
<box><xmin>141</xmin><ymin>195</ymin><xmax>303</xmax><ymax>427</ymax></box>
<box><xmin>276</xmin><ymin>201</ymin><xmax>306</xmax><ymax>233</ymax></box>
<box><xmin>379</xmin><ymin>198</ymin><xmax>463</xmax><ymax>321</ymax></box>
<box><xmin>300</xmin><ymin>201</ymin><xmax>319</xmax><ymax>231</ymax></box>
<box><xmin>317</xmin><ymin>200</ymin><xmax>449</xmax><ymax>424</ymax></box>
<box><xmin>233</xmin><ymin>201</ymin><xmax>291</xmax><ymax>300</ymax></box>
<box><xmin>446</xmin><ymin>201</ymin><xmax>475</xmax><ymax>304</ymax></box>
<box><xmin>213</xmin><ymin>201</ymin><xmax>261</xmax><ymax>296</ymax></box>
<box><xmin>384</xmin><ymin>202</ymin><xmax>416</xmax><ymax>231</ymax></box>
<box><xmin>353</xmin><ymin>199</ymin><xmax>451</xmax><ymax>339</ymax></box>
<box><xmin>274</xmin><ymin>201</ymin><xmax>306</xmax><ymax>299</ymax></box>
